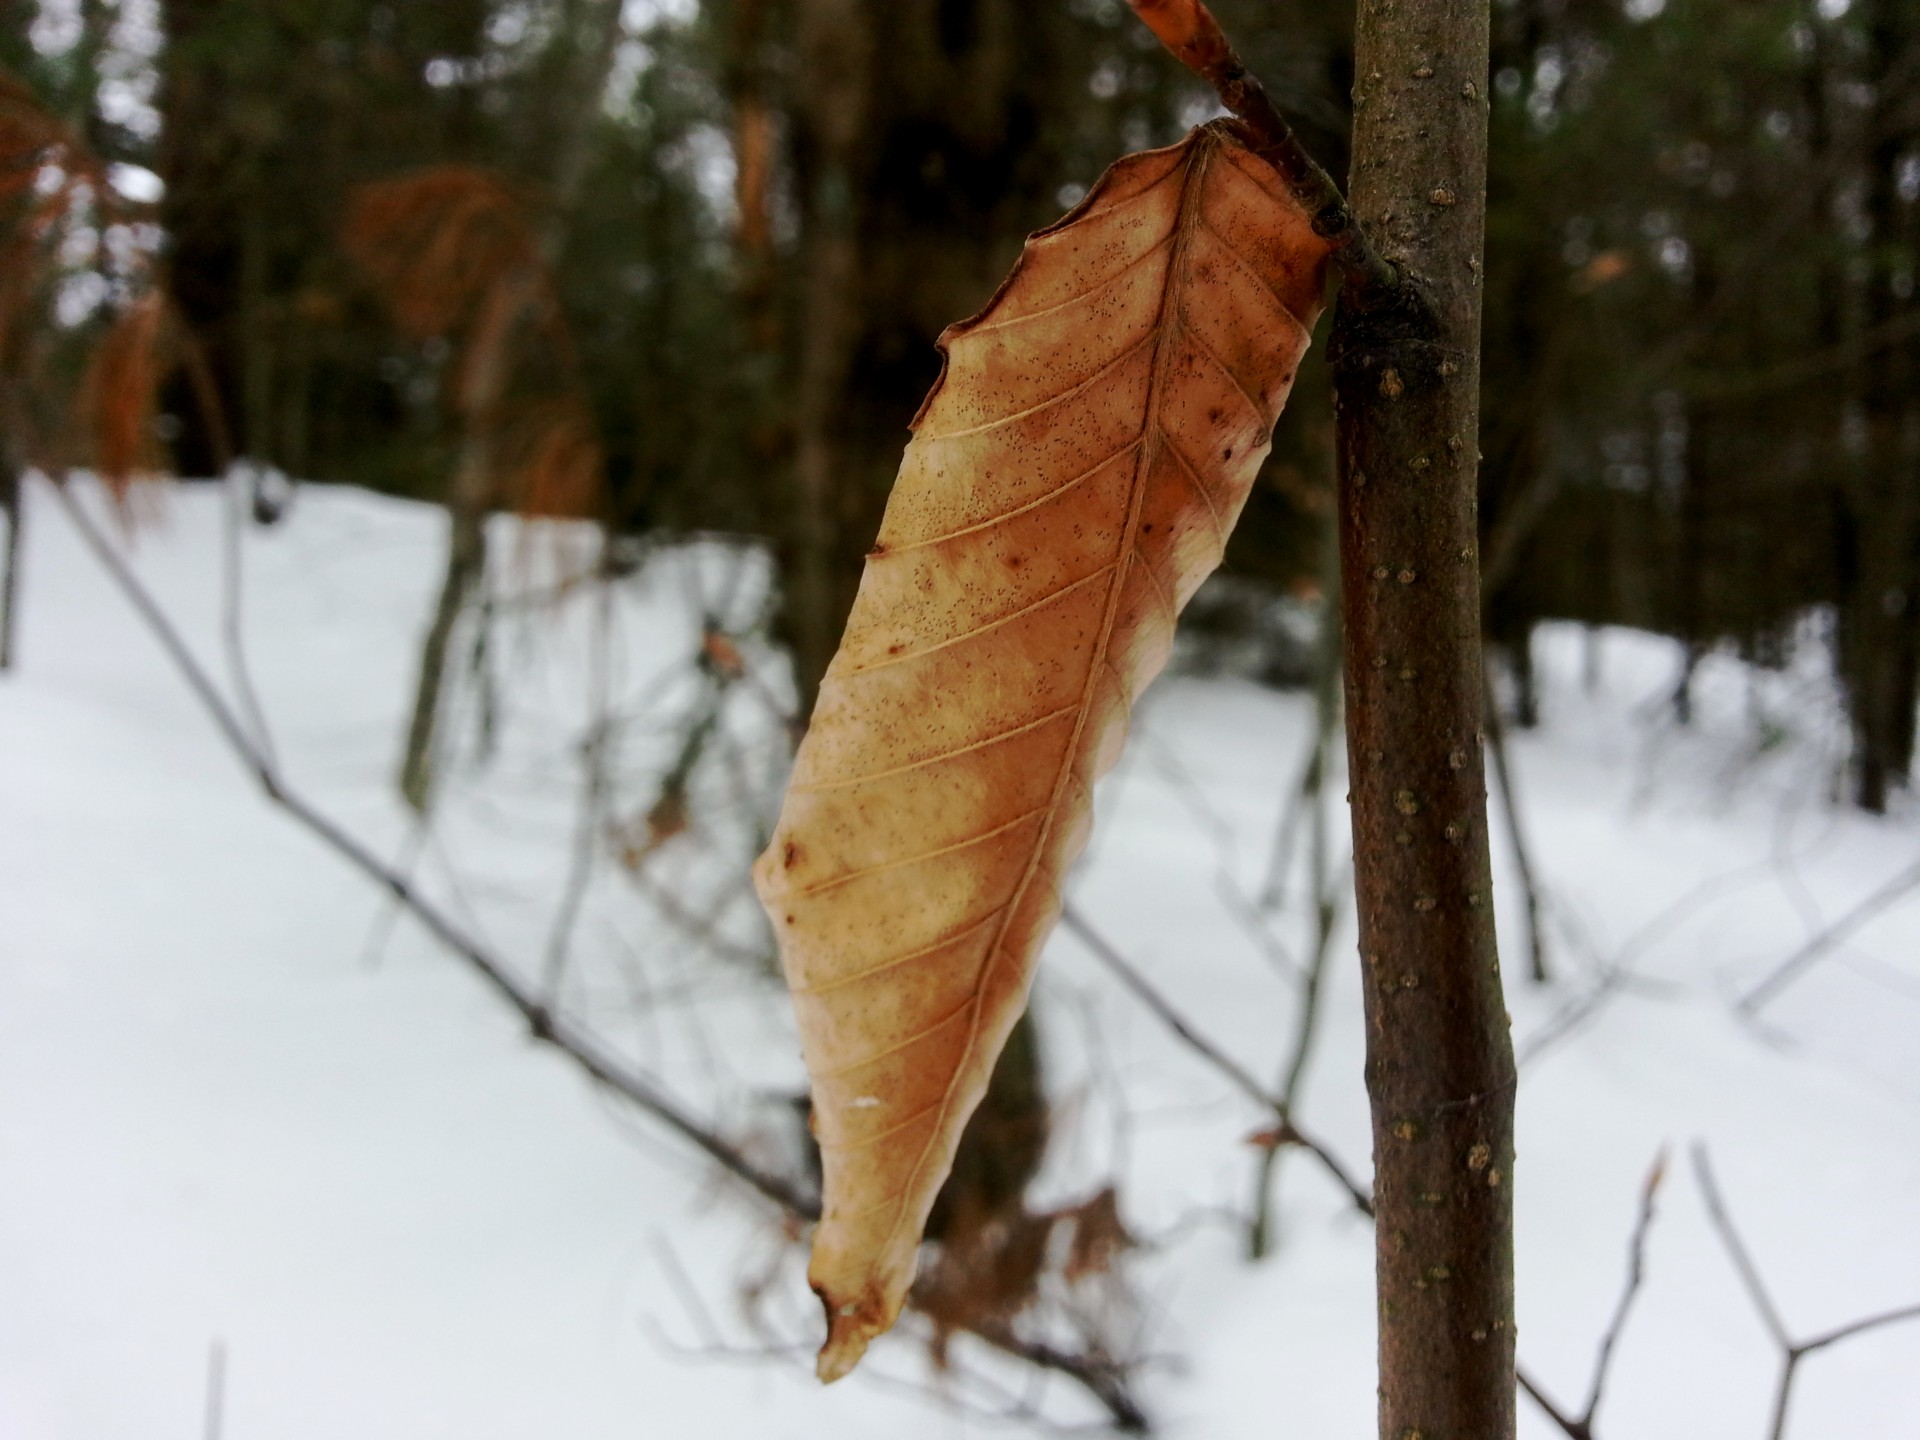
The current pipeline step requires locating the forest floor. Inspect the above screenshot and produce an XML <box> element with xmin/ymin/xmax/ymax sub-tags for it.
<box><xmin>3</xmin><ymin>477</ymin><xmax>1918</xmax><ymax>1440</ymax></box>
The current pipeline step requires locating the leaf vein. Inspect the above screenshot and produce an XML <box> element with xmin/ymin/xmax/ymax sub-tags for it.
<box><xmin>962</xmin><ymin>232</ymin><xmax>1175</xmax><ymax>337</ymax></box>
<box><xmin>1195</xmin><ymin>214</ymin><xmax>1314</xmax><ymax>339</ymax></box>
<box><xmin>791</xmin><ymin>705</ymin><xmax>1079</xmax><ymax>794</ymax></box>
<box><xmin>1179</xmin><ymin>318</ymin><xmax>1267</xmax><ymax>426</ymax></box>
<box><xmin>1163</xmin><ymin>436</ymin><xmax>1228</xmax><ymax>552</ymax></box>
<box><xmin>788</xmin><ymin>905</ymin><xmax>1008</xmax><ymax>996</ymax></box>
<box><xmin>838</xmin><ymin>560</ymin><xmax>1119</xmax><ymax>677</ymax></box>
<box><xmin>814</xmin><ymin>995</ymin><xmax>974</xmax><ymax>1080</ymax></box>
<box><xmin>1132</xmin><ymin>541</ymin><xmax>1177</xmax><ymax>626</ymax></box>
<box><xmin>875</xmin><ymin>437</ymin><xmax>1144</xmax><ymax>557</ymax></box>
<box><xmin>822</xmin><ymin>1097</ymin><xmax>947</xmax><ymax>1154</ymax></box>
<box><xmin>788</xmin><ymin>804</ymin><xmax>1049</xmax><ymax>898</ymax></box>
<box><xmin>917</xmin><ymin>330</ymin><xmax>1155</xmax><ymax>442</ymax></box>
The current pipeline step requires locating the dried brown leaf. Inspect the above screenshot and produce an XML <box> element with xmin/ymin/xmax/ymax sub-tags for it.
<box><xmin>342</xmin><ymin>167</ymin><xmax>541</xmax><ymax>342</ymax></box>
<box><xmin>752</xmin><ymin>121</ymin><xmax>1332</xmax><ymax>1381</ymax></box>
<box><xmin>1062</xmin><ymin>1186</ymin><xmax>1135</xmax><ymax>1285</ymax></box>
<box><xmin>81</xmin><ymin>292</ymin><xmax>174</xmax><ymax>495</ymax></box>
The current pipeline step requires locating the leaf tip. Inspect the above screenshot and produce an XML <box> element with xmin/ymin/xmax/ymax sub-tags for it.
<box><xmin>812</xmin><ymin>1286</ymin><xmax>884</xmax><ymax>1383</ymax></box>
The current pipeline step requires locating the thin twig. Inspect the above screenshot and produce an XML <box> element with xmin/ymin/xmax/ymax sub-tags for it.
<box><xmin>1693</xmin><ymin>1143</ymin><xmax>1920</xmax><ymax>1440</ymax></box>
<box><xmin>1692</xmin><ymin>1145</ymin><xmax>1792</xmax><ymax>1346</ymax></box>
<box><xmin>1575</xmin><ymin>1150</ymin><xmax>1669</xmax><ymax>1433</ymax></box>
<box><xmin>1124</xmin><ymin>0</ymin><xmax>1395</xmax><ymax>294</ymax></box>
<box><xmin>221</xmin><ymin>466</ymin><xmax>279</xmax><ymax>768</ymax></box>
<box><xmin>1060</xmin><ymin>904</ymin><xmax>1373</xmax><ymax>1219</ymax></box>
<box><xmin>202</xmin><ymin>1338</ymin><xmax>226</xmax><ymax>1440</ymax></box>
<box><xmin>1796</xmin><ymin>1302</ymin><xmax>1920</xmax><ymax>1356</ymax></box>
<box><xmin>1483</xmin><ymin>662</ymin><xmax>1549</xmax><ymax>983</ymax></box>
<box><xmin>542</xmin><ymin>549</ymin><xmax>617</xmax><ymax>999</ymax></box>
<box><xmin>966</xmin><ymin>1320</ymin><xmax>1151</xmax><ymax>1434</ymax></box>
<box><xmin>1255</xmin><ymin>742</ymin><xmax>1317</xmax><ymax>912</ymax></box>
<box><xmin>650</xmin><ymin>1232</ymin><xmax>729</xmax><ymax>1350</ymax></box>
<box><xmin>624</xmin><ymin>858</ymin><xmax>771</xmax><ymax>969</ymax></box>
<box><xmin>1251</xmin><ymin>587</ymin><xmax>1345</xmax><ymax>1256</ymax></box>
<box><xmin>1060</xmin><ymin>905</ymin><xmax>1275</xmax><ymax>1101</ymax></box>
<box><xmin>1518</xmin><ymin>1369</ymin><xmax>1585</xmax><ymax>1440</ymax></box>
<box><xmin>1736</xmin><ymin>853</ymin><xmax>1920</xmax><ymax>1015</ymax></box>
<box><xmin>1519</xmin><ymin>855</ymin><xmax>1790</xmax><ymax>1068</ymax></box>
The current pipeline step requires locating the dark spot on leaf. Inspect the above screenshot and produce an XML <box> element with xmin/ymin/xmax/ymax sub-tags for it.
<box><xmin>783</xmin><ymin>841</ymin><xmax>802</xmax><ymax>869</ymax></box>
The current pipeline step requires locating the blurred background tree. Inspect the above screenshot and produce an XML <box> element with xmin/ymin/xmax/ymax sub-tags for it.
<box><xmin>1</xmin><ymin>0</ymin><xmax>1916</xmax><ymax>806</ymax></box>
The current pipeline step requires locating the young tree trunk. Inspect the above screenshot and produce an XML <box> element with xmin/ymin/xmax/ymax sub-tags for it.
<box><xmin>0</xmin><ymin>455</ymin><xmax>21</xmax><ymax>671</ymax></box>
<box><xmin>396</xmin><ymin>456</ymin><xmax>490</xmax><ymax>812</ymax></box>
<box><xmin>1330</xmin><ymin>2</ymin><xmax>1517</xmax><ymax>1436</ymax></box>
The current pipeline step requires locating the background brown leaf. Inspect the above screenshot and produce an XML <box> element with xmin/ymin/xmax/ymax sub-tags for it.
<box><xmin>752</xmin><ymin>119</ymin><xmax>1332</xmax><ymax>1381</ymax></box>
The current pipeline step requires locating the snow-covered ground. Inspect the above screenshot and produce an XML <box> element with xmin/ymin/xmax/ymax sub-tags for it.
<box><xmin>3</xmin><ymin>477</ymin><xmax>1917</xmax><ymax>1439</ymax></box>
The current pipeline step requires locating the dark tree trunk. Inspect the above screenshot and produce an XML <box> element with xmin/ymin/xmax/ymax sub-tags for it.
<box><xmin>156</xmin><ymin>0</ymin><xmax>244</xmax><ymax>476</ymax></box>
<box><xmin>781</xmin><ymin>0</ymin><xmax>1080</xmax><ymax>721</ymax></box>
<box><xmin>1838</xmin><ymin>0</ymin><xmax>1920</xmax><ymax>812</ymax></box>
<box><xmin>1330</xmin><ymin>1</ymin><xmax>1516</xmax><ymax>1436</ymax></box>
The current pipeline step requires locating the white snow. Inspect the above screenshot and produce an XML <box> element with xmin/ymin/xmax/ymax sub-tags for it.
<box><xmin>3</xmin><ymin>476</ymin><xmax>1917</xmax><ymax>1438</ymax></box>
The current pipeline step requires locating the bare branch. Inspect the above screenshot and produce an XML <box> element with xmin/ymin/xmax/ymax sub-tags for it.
<box><xmin>1517</xmin><ymin>1370</ymin><xmax>1587</xmax><ymax>1440</ymax></box>
<box><xmin>1796</xmin><ymin>1302</ymin><xmax>1920</xmax><ymax>1356</ymax></box>
<box><xmin>220</xmin><ymin>465</ymin><xmax>279</xmax><ymax>769</ymax></box>
<box><xmin>1060</xmin><ymin>907</ymin><xmax>1270</xmax><ymax>1110</ymax></box>
<box><xmin>965</xmin><ymin>1321</ymin><xmax>1151</xmax><ymax>1434</ymax></box>
<box><xmin>1520</xmin><ymin>856</ymin><xmax>1788</xmax><ymax>1068</ymax></box>
<box><xmin>542</xmin><ymin>551</ymin><xmax>617</xmax><ymax>999</ymax></box>
<box><xmin>202</xmin><ymin>1338</ymin><xmax>227</xmax><ymax>1440</ymax></box>
<box><xmin>1736</xmin><ymin>854</ymin><xmax>1920</xmax><ymax>1015</ymax></box>
<box><xmin>1483</xmin><ymin>662</ymin><xmax>1549</xmax><ymax>983</ymax></box>
<box><xmin>1251</xmin><ymin>585</ymin><xmax>1345</xmax><ymax>1258</ymax></box>
<box><xmin>1692</xmin><ymin>1145</ymin><xmax>1793</xmax><ymax>1350</ymax></box>
<box><xmin>1060</xmin><ymin>904</ymin><xmax>1374</xmax><ymax>1219</ymax></box>
<box><xmin>1579</xmin><ymin>1149</ymin><xmax>1668</xmax><ymax>1429</ymax></box>
<box><xmin>1506</xmin><ymin>1152</ymin><xmax>1676</xmax><ymax>1440</ymax></box>
<box><xmin>1693</xmin><ymin>1144</ymin><xmax>1920</xmax><ymax>1440</ymax></box>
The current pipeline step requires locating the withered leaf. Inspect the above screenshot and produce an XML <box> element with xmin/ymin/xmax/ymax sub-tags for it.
<box><xmin>752</xmin><ymin>120</ymin><xmax>1332</xmax><ymax>1381</ymax></box>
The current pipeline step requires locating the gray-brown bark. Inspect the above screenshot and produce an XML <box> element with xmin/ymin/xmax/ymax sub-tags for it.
<box><xmin>1330</xmin><ymin>2</ymin><xmax>1517</xmax><ymax>1436</ymax></box>
<box><xmin>0</xmin><ymin>456</ymin><xmax>21</xmax><ymax>671</ymax></box>
<box><xmin>396</xmin><ymin>470</ymin><xmax>489</xmax><ymax>812</ymax></box>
